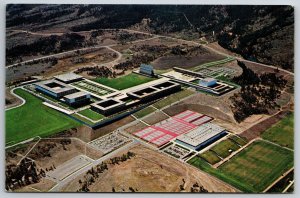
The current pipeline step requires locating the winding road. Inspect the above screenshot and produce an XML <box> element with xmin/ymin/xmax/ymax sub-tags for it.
<box><xmin>6</xmin><ymin>87</ymin><xmax>26</xmax><ymax>111</ymax></box>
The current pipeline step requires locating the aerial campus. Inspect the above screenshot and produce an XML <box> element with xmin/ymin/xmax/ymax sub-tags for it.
<box><xmin>5</xmin><ymin>4</ymin><xmax>294</xmax><ymax>193</ymax></box>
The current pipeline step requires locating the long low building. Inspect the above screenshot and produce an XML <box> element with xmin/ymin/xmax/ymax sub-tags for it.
<box><xmin>90</xmin><ymin>80</ymin><xmax>181</xmax><ymax>116</ymax></box>
<box><xmin>175</xmin><ymin>123</ymin><xmax>227</xmax><ymax>151</ymax></box>
<box><xmin>127</xmin><ymin>81</ymin><xmax>181</xmax><ymax>102</ymax></box>
<box><xmin>91</xmin><ymin>98</ymin><xmax>126</xmax><ymax>116</ymax></box>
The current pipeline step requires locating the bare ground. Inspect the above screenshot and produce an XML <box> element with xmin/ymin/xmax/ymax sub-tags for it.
<box><xmin>27</xmin><ymin>138</ymin><xmax>102</xmax><ymax>169</ymax></box>
<box><xmin>62</xmin><ymin>144</ymin><xmax>237</xmax><ymax>192</ymax></box>
<box><xmin>151</xmin><ymin>53</ymin><xmax>225</xmax><ymax>70</ymax></box>
<box><xmin>142</xmin><ymin>111</ymin><xmax>169</xmax><ymax>125</ymax></box>
<box><xmin>124</xmin><ymin>121</ymin><xmax>148</xmax><ymax>134</ymax></box>
<box><xmin>240</xmin><ymin>110</ymin><xmax>291</xmax><ymax>141</ymax></box>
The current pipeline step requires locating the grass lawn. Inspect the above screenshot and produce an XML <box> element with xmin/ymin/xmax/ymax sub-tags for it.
<box><xmin>6</xmin><ymin>89</ymin><xmax>81</xmax><ymax>146</ymax></box>
<box><xmin>210</xmin><ymin>139</ymin><xmax>240</xmax><ymax>159</ymax></box>
<box><xmin>78</xmin><ymin>109</ymin><xmax>105</xmax><ymax>121</ymax></box>
<box><xmin>133</xmin><ymin>106</ymin><xmax>156</xmax><ymax>118</ymax></box>
<box><xmin>153</xmin><ymin>89</ymin><xmax>195</xmax><ymax>109</ymax></box>
<box><xmin>72</xmin><ymin>113</ymin><xmax>95</xmax><ymax>126</ymax></box>
<box><xmin>93</xmin><ymin>73</ymin><xmax>155</xmax><ymax>90</ymax></box>
<box><xmin>199</xmin><ymin>150</ymin><xmax>221</xmax><ymax>165</ymax></box>
<box><xmin>262</xmin><ymin>112</ymin><xmax>294</xmax><ymax>149</ymax></box>
<box><xmin>188</xmin><ymin>140</ymin><xmax>294</xmax><ymax>192</ymax></box>
<box><xmin>229</xmin><ymin>135</ymin><xmax>248</xmax><ymax>146</ymax></box>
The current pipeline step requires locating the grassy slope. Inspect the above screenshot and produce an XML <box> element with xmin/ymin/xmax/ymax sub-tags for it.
<box><xmin>78</xmin><ymin>109</ymin><xmax>105</xmax><ymax>121</ymax></box>
<box><xmin>262</xmin><ymin>112</ymin><xmax>294</xmax><ymax>149</ymax></box>
<box><xmin>133</xmin><ymin>106</ymin><xmax>156</xmax><ymax>118</ymax></box>
<box><xmin>188</xmin><ymin>140</ymin><xmax>294</xmax><ymax>192</ymax></box>
<box><xmin>93</xmin><ymin>73</ymin><xmax>155</xmax><ymax>90</ymax></box>
<box><xmin>153</xmin><ymin>89</ymin><xmax>195</xmax><ymax>109</ymax></box>
<box><xmin>6</xmin><ymin>89</ymin><xmax>81</xmax><ymax>145</ymax></box>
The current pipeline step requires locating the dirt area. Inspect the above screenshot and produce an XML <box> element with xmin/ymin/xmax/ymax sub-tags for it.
<box><xmin>207</xmin><ymin>42</ymin><xmax>242</xmax><ymax>58</ymax></box>
<box><xmin>6</xmin><ymin>138</ymin><xmax>40</xmax><ymax>162</ymax></box>
<box><xmin>151</xmin><ymin>53</ymin><xmax>225</xmax><ymax>70</ymax></box>
<box><xmin>26</xmin><ymin>178</ymin><xmax>56</xmax><ymax>192</ymax></box>
<box><xmin>240</xmin><ymin>111</ymin><xmax>291</xmax><ymax>141</ymax></box>
<box><xmin>164</xmin><ymin>92</ymin><xmax>235</xmax><ymax>121</ymax></box>
<box><xmin>5</xmin><ymin>88</ymin><xmax>23</xmax><ymax>109</ymax></box>
<box><xmin>162</xmin><ymin>92</ymin><xmax>285</xmax><ymax>134</ymax></box>
<box><xmin>142</xmin><ymin>111</ymin><xmax>169</xmax><ymax>125</ymax></box>
<box><xmin>27</xmin><ymin>138</ymin><xmax>102</xmax><ymax>169</ymax></box>
<box><xmin>62</xmin><ymin>145</ymin><xmax>237</xmax><ymax>192</ymax></box>
<box><xmin>90</xmin><ymin>116</ymin><xmax>136</xmax><ymax>141</ymax></box>
<box><xmin>124</xmin><ymin>121</ymin><xmax>148</xmax><ymax>134</ymax></box>
<box><xmin>44</xmin><ymin>47</ymin><xmax>117</xmax><ymax>78</ymax></box>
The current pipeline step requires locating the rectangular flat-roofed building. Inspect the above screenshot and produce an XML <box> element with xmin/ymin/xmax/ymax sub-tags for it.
<box><xmin>90</xmin><ymin>98</ymin><xmax>126</xmax><ymax>116</ymax></box>
<box><xmin>35</xmin><ymin>80</ymin><xmax>77</xmax><ymax>98</ymax></box>
<box><xmin>63</xmin><ymin>91</ymin><xmax>91</xmax><ymax>106</ymax></box>
<box><xmin>54</xmin><ymin>73</ymin><xmax>83</xmax><ymax>83</ymax></box>
<box><xmin>175</xmin><ymin>123</ymin><xmax>227</xmax><ymax>150</ymax></box>
<box><xmin>127</xmin><ymin>80</ymin><xmax>181</xmax><ymax>102</ymax></box>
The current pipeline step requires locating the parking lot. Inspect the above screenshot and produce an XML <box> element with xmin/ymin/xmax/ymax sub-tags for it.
<box><xmin>163</xmin><ymin>144</ymin><xmax>190</xmax><ymax>159</ymax></box>
<box><xmin>88</xmin><ymin>132</ymin><xmax>130</xmax><ymax>154</ymax></box>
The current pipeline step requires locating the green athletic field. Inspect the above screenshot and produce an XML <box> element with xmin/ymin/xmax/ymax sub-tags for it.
<box><xmin>262</xmin><ymin>112</ymin><xmax>294</xmax><ymax>149</ymax></box>
<box><xmin>199</xmin><ymin>150</ymin><xmax>221</xmax><ymax>165</ymax></box>
<box><xmin>93</xmin><ymin>73</ymin><xmax>155</xmax><ymax>90</ymax></box>
<box><xmin>6</xmin><ymin>89</ymin><xmax>81</xmax><ymax>146</ymax></box>
<box><xmin>210</xmin><ymin>139</ymin><xmax>240</xmax><ymax>158</ymax></box>
<box><xmin>188</xmin><ymin>140</ymin><xmax>294</xmax><ymax>192</ymax></box>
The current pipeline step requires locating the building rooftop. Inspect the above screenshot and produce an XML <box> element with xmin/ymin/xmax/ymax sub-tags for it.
<box><xmin>64</xmin><ymin>91</ymin><xmax>90</xmax><ymax>99</ymax></box>
<box><xmin>35</xmin><ymin>79</ymin><xmax>76</xmax><ymax>94</ymax></box>
<box><xmin>176</xmin><ymin>123</ymin><xmax>225</xmax><ymax>147</ymax></box>
<box><xmin>200</xmin><ymin>77</ymin><xmax>216</xmax><ymax>83</ymax></box>
<box><xmin>54</xmin><ymin>73</ymin><xmax>83</xmax><ymax>83</ymax></box>
<box><xmin>91</xmin><ymin>98</ymin><xmax>125</xmax><ymax>110</ymax></box>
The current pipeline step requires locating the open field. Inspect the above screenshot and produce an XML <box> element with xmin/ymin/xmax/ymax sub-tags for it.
<box><xmin>188</xmin><ymin>140</ymin><xmax>294</xmax><ymax>192</ymax></box>
<box><xmin>5</xmin><ymin>89</ymin><xmax>81</xmax><ymax>145</ymax></box>
<box><xmin>210</xmin><ymin>139</ymin><xmax>240</xmax><ymax>159</ymax></box>
<box><xmin>151</xmin><ymin>51</ymin><xmax>225</xmax><ymax>70</ymax></box>
<box><xmin>62</xmin><ymin>145</ymin><xmax>237</xmax><ymax>192</ymax></box>
<box><xmin>199</xmin><ymin>150</ymin><xmax>221</xmax><ymax>165</ymax></box>
<box><xmin>133</xmin><ymin>106</ymin><xmax>156</xmax><ymax>118</ymax></box>
<box><xmin>93</xmin><ymin>73</ymin><xmax>155</xmax><ymax>90</ymax></box>
<box><xmin>78</xmin><ymin>109</ymin><xmax>105</xmax><ymax>121</ymax></box>
<box><xmin>240</xmin><ymin>111</ymin><xmax>291</xmax><ymax>141</ymax></box>
<box><xmin>153</xmin><ymin>88</ymin><xmax>195</xmax><ymax>109</ymax></box>
<box><xmin>262</xmin><ymin>112</ymin><xmax>294</xmax><ymax>149</ymax></box>
<box><xmin>229</xmin><ymin>135</ymin><xmax>248</xmax><ymax>146</ymax></box>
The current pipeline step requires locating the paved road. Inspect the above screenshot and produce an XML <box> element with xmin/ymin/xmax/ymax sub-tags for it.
<box><xmin>49</xmin><ymin>140</ymin><xmax>138</xmax><ymax>192</ymax></box>
<box><xmin>123</xmin><ymin>29</ymin><xmax>294</xmax><ymax>76</ymax></box>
